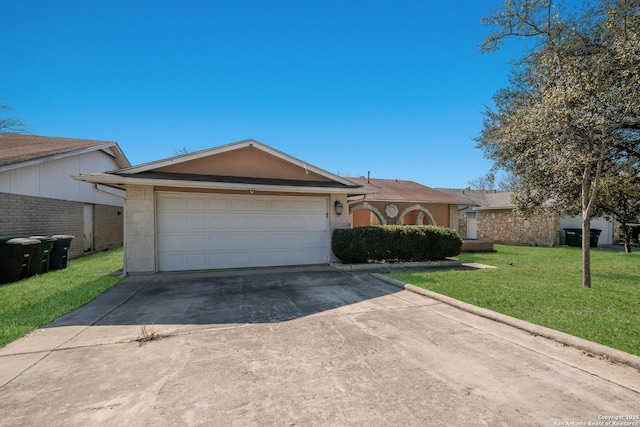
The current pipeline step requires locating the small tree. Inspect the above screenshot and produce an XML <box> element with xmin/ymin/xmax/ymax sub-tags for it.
<box><xmin>477</xmin><ymin>0</ymin><xmax>640</xmax><ymax>288</ymax></box>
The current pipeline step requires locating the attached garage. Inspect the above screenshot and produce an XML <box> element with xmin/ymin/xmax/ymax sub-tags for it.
<box><xmin>157</xmin><ymin>193</ymin><xmax>329</xmax><ymax>271</ymax></box>
<box><xmin>75</xmin><ymin>139</ymin><xmax>370</xmax><ymax>274</ymax></box>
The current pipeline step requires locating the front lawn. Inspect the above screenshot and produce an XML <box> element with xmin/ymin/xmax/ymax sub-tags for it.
<box><xmin>0</xmin><ymin>248</ymin><xmax>124</xmax><ymax>347</ymax></box>
<box><xmin>387</xmin><ymin>245</ymin><xmax>640</xmax><ymax>356</ymax></box>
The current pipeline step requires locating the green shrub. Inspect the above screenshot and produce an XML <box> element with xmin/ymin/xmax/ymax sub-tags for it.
<box><xmin>332</xmin><ymin>225</ymin><xmax>463</xmax><ymax>263</ymax></box>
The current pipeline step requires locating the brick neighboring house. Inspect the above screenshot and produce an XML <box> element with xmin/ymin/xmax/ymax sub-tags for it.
<box><xmin>438</xmin><ymin>188</ymin><xmax>614</xmax><ymax>247</ymax></box>
<box><xmin>0</xmin><ymin>134</ymin><xmax>130</xmax><ymax>258</ymax></box>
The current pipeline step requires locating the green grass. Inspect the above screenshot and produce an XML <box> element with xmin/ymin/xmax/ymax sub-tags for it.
<box><xmin>0</xmin><ymin>248</ymin><xmax>124</xmax><ymax>347</ymax></box>
<box><xmin>387</xmin><ymin>245</ymin><xmax>640</xmax><ymax>356</ymax></box>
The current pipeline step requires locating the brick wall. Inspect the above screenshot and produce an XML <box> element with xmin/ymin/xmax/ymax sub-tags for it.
<box><xmin>94</xmin><ymin>204</ymin><xmax>124</xmax><ymax>252</ymax></box>
<box><xmin>476</xmin><ymin>209</ymin><xmax>560</xmax><ymax>246</ymax></box>
<box><xmin>0</xmin><ymin>192</ymin><xmax>123</xmax><ymax>259</ymax></box>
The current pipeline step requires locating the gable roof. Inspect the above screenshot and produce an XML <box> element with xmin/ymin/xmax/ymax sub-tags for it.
<box><xmin>347</xmin><ymin>177</ymin><xmax>471</xmax><ymax>205</ymax></box>
<box><xmin>75</xmin><ymin>139</ymin><xmax>371</xmax><ymax>195</ymax></box>
<box><xmin>0</xmin><ymin>133</ymin><xmax>130</xmax><ymax>170</ymax></box>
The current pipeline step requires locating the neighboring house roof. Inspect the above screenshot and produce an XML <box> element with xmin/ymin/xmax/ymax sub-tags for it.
<box><xmin>0</xmin><ymin>133</ymin><xmax>130</xmax><ymax>171</ymax></box>
<box><xmin>437</xmin><ymin>188</ymin><xmax>516</xmax><ymax>210</ymax></box>
<box><xmin>75</xmin><ymin>139</ymin><xmax>372</xmax><ymax>195</ymax></box>
<box><xmin>347</xmin><ymin>178</ymin><xmax>471</xmax><ymax>205</ymax></box>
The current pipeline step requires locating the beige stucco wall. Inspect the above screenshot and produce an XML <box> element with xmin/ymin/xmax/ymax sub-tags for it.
<box><xmin>329</xmin><ymin>194</ymin><xmax>350</xmax><ymax>262</ymax></box>
<box><xmin>125</xmin><ymin>185</ymin><xmax>156</xmax><ymax>273</ymax></box>
<box><xmin>155</xmin><ymin>146</ymin><xmax>333</xmax><ymax>183</ymax></box>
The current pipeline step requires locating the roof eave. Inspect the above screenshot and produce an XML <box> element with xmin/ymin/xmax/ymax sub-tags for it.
<box><xmin>73</xmin><ymin>174</ymin><xmax>376</xmax><ymax>195</ymax></box>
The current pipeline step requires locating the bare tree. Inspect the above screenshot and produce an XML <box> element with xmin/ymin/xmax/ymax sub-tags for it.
<box><xmin>0</xmin><ymin>102</ymin><xmax>27</xmax><ymax>134</ymax></box>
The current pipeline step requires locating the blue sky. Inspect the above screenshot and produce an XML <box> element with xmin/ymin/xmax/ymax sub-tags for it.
<box><xmin>1</xmin><ymin>0</ymin><xmax>522</xmax><ymax>188</ymax></box>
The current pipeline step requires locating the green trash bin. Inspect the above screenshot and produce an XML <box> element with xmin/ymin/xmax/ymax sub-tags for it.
<box><xmin>564</xmin><ymin>229</ymin><xmax>582</xmax><ymax>247</ymax></box>
<box><xmin>50</xmin><ymin>235</ymin><xmax>74</xmax><ymax>270</ymax></box>
<box><xmin>0</xmin><ymin>237</ymin><xmax>40</xmax><ymax>284</ymax></box>
<box><xmin>28</xmin><ymin>236</ymin><xmax>57</xmax><ymax>276</ymax></box>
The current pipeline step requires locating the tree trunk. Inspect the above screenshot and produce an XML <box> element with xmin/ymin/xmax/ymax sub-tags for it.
<box><xmin>582</xmin><ymin>216</ymin><xmax>592</xmax><ymax>288</ymax></box>
<box><xmin>620</xmin><ymin>221</ymin><xmax>632</xmax><ymax>254</ymax></box>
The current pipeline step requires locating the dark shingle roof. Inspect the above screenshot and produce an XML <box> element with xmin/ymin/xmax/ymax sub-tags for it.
<box><xmin>0</xmin><ymin>133</ymin><xmax>116</xmax><ymax>167</ymax></box>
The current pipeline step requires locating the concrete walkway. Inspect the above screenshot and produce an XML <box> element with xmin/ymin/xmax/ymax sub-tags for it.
<box><xmin>1</xmin><ymin>267</ymin><xmax>639</xmax><ymax>426</ymax></box>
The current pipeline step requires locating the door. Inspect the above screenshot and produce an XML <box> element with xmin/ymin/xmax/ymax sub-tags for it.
<box><xmin>467</xmin><ymin>212</ymin><xmax>477</xmax><ymax>239</ymax></box>
<box><xmin>156</xmin><ymin>192</ymin><xmax>329</xmax><ymax>272</ymax></box>
<box><xmin>83</xmin><ymin>204</ymin><xmax>94</xmax><ymax>252</ymax></box>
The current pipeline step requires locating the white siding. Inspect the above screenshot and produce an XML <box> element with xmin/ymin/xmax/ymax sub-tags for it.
<box><xmin>559</xmin><ymin>216</ymin><xmax>614</xmax><ymax>245</ymax></box>
<box><xmin>0</xmin><ymin>150</ymin><xmax>123</xmax><ymax>206</ymax></box>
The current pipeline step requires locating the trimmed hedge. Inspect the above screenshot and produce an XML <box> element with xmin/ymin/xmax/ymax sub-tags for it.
<box><xmin>332</xmin><ymin>225</ymin><xmax>463</xmax><ymax>263</ymax></box>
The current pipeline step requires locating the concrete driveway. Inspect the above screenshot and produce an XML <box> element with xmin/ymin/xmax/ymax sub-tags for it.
<box><xmin>1</xmin><ymin>266</ymin><xmax>639</xmax><ymax>426</ymax></box>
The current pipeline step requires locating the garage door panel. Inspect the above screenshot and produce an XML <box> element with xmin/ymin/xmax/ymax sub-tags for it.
<box><xmin>270</xmin><ymin>200</ymin><xmax>288</xmax><ymax>212</ymax></box>
<box><xmin>159</xmin><ymin>253</ymin><xmax>186</xmax><ymax>270</ymax></box>
<box><xmin>186</xmin><ymin>215</ymin><xmax>207</xmax><ymax>230</ymax></box>
<box><xmin>158</xmin><ymin>213</ymin><xmax>185</xmax><ymax>231</ymax></box>
<box><xmin>186</xmin><ymin>253</ymin><xmax>207</xmax><ymax>268</ymax></box>
<box><xmin>209</xmin><ymin>234</ymin><xmax>229</xmax><ymax>249</ymax></box>
<box><xmin>306</xmin><ymin>231</ymin><xmax>327</xmax><ymax>246</ymax></box>
<box><xmin>269</xmin><ymin>216</ymin><xmax>289</xmax><ymax>230</ymax></box>
<box><xmin>251</xmin><ymin>200</ymin><xmax>269</xmax><ymax>211</ymax></box>
<box><xmin>229</xmin><ymin>233</ymin><xmax>252</xmax><ymax>249</ymax></box>
<box><xmin>158</xmin><ymin>196</ymin><xmax>185</xmax><ymax>211</ymax></box>
<box><xmin>208</xmin><ymin>199</ymin><xmax>229</xmax><ymax>211</ymax></box>
<box><xmin>251</xmin><ymin>216</ymin><xmax>269</xmax><ymax>229</ymax></box>
<box><xmin>208</xmin><ymin>216</ymin><xmax>229</xmax><ymax>230</ymax></box>
<box><xmin>158</xmin><ymin>234</ymin><xmax>186</xmax><ymax>251</ymax></box>
<box><xmin>229</xmin><ymin>216</ymin><xmax>252</xmax><ymax>230</ymax></box>
<box><xmin>307</xmin><ymin>199</ymin><xmax>327</xmax><ymax>213</ymax></box>
<box><xmin>186</xmin><ymin>198</ymin><xmax>207</xmax><ymax>211</ymax></box>
<box><xmin>185</xmin><ymin>234</ymin><xmax>208</xmax><ymax>251</ymax></box>
<box><xmin>157</xmin><ymin>193</ymin><xmax>328</xmax><ymax>271</ymax></box>
<box><xmin>230</xmin><ymin>199</ymin><xmax>251</xmax><ymax>211</ymax></box>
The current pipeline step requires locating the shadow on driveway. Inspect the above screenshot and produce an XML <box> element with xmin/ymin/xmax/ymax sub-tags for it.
<box><xmin>45</xmin><ymin>266</ymin><xmax>402</xmax><ymax>327</ymax></box>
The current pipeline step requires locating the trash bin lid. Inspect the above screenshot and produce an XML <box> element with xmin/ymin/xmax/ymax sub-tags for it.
<box><xmin>51</xmin><ymin>234</ymin><xmax>75</xmax><ymax>240</ymax></box>
<box><xmin>3</xmin><ymin>238</ymin><xmax>41</xmax><ymax>245</ymax></box>
<box><xmin>29</xmin><ymin>235</ymin><xmax>57</xmax><ymax>242</ymax></box>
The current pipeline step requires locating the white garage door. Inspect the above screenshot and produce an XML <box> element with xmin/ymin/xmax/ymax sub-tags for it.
<box><xmin>157</xmin><ymin>192</ymin><xmax>329</xmax><ymax>271</ymax></box>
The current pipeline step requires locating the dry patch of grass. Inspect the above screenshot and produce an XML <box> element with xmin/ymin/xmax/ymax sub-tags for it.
<box><xmin>133</xmin><ymin>325</ymin><xmax>173</xmax><ymax>343</ymax></box>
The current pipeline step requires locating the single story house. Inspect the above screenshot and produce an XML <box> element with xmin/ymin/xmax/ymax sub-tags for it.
<box><xmin>346</xmin><ymin>177</ymin><xmax>470</xmax><ymax>230</ymax></box>
<box><xmin>438</xmin><ymin>188</ymin><xmax>614</xmax><ymax>247</ymax></box>
<box><xmin>0</xmin><ymin>133</ymin><xmax>130</xmax><ymax>258</ymax></box>
<box><xmin>75</xmin><ymin>139</ymin><xmax>373</xmax><ymax>274</ymax></box>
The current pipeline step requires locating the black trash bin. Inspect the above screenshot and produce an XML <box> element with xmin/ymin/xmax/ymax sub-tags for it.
<box><xmin>28</xmin><ymin>236</ymin><xmax>57</xmax><ymax>276</ymax></box>
<box><xmin>590</xmin><ymin>229</ymin><xmax>602</xmax><ymax>248</ymax></box>
<box><xmin>49</xmin><ymin>235</ymin><xmax>74</xmax><ymax>270</ymax></box>
<box><xmin>0</xmin><ymin>237</ymin><xmax>41</xmax><ymax>284</ymax></box>
<box><xmin>564</xmin><ymin>229</ymin><xmax>582</xmax><ymax>247</ymax></box>
<box><xmin>564</xmin><ymin>228</ymin><xmax>602</xmax><ymax>248</ymax></box>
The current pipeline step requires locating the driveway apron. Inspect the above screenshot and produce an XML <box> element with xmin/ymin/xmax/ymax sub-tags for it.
<box><xmin>1</xmin><ymin>266</ymin><xmax>639</xmax><ymax>426</ymax></box>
